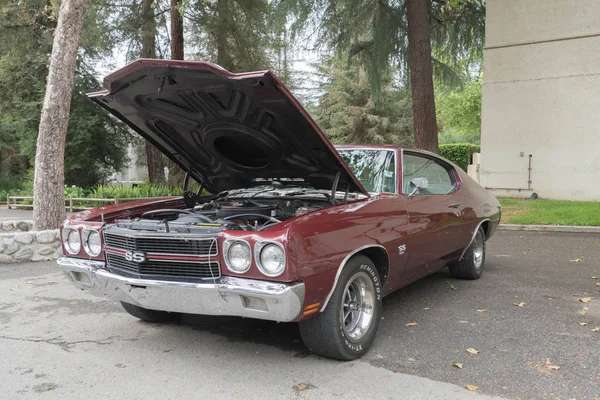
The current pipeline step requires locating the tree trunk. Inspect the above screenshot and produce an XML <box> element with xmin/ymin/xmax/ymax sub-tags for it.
<box><xmin>33</xmin><ymin>0</ymin><xmax>89</xmax><ymax>230</ymax></box>
<box><xmin>170</xmin><ymin>0</ymin><xmax>184</xmax><ymax>60</ymax></box>
<box><xmin>141</xmin><ymin>0</ymin><xmax>165</xmax><ymax>184</ymax></box>
<box><xmin>215</xmin><ymin>0</ymin><xmax>232</xmax><ymax>70</ymax></box>
<box><xmin>168</xmin><ymin>0</ymin><xmax>186</xmax><ymax>187</ymax></box>
<box><xmin>406</xmin><ymin>0</ymin><xmax>439</xmax><ymax>153</ymax></box>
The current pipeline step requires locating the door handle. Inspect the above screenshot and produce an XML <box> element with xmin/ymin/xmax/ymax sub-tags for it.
<box><xmin>448</xmin><ymin>203</ymin><xmax>461</xmax><ymax>209</ymax></box>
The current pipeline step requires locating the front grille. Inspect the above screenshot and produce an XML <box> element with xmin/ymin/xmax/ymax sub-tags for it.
<box><xmin>106</xmin><ymin>253</ymin><xmax>220</xmax><ymax>280</ymax></box>
<box><xmin>104</xmin><ymin>233</ymin><xmax>218</xmax><ymax>256</ymax></box>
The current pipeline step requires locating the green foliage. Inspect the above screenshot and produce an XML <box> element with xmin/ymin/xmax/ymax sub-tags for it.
<box><xmin>436</xmin><ymin>79</ymin><xmax>482</xmax><ymax>138</ymax></box>
<box><xmin>279</xmin><ymin>0</ymin><xmax>485</xmax><ymax>105</ymax></box>
<box><xmin>316</xmin><ymin>57</ymin><xmax>414</xmax><ymax>146</ymax></box>
<box><xmin>499</xmin><ymin>199</ymin><xmax>600</xmax><ymax>226</ymax></box>
<box><xmin>439</xmin><ymin>143</ymin><xmax>479</xmax><ymax>171</ymax></box>
<box><xmin>184</xmin><ymin>0</ymin><xmax>272</xmax><ymax>72</ymax></box>
<box><xmin>438</xmin><ymin>129</ymin><xmax>480</xmax><ymax>145</ymax></box>
<box><xmin>0</xmin><ymin>1</ymin><xmax>132</xmax><ymax>188</ymax></box>
<box><xmin>90</xmin><ymin>184</ymin><xmax>183</xmax><ymax>199</ymax></box>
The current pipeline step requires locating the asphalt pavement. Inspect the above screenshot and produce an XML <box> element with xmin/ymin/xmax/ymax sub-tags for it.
<box><xmin>1</xmin><ymin>231</ymin><xmax>598</xmax><ymax>399</ymax></box>
<box><xmin>0</xmin><ymin>208</ymin><xmax>33</xmax><ymax>221</ymax></box>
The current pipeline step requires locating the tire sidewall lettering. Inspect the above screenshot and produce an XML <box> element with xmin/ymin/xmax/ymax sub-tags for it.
<box><xmin>339</xmin><ymin>262</ymin><xmax>382</xmax><ymax>353</ymax></box>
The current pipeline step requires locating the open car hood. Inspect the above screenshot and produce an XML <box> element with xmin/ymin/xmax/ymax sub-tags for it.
<box><xmin>88</xmin><ymin>59</ymin><xmax>368</xmax><ymax>195</ymax></box>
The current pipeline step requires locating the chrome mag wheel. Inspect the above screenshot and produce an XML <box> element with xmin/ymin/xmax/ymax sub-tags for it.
<box><xmin>473</xmin><ymin>230</ymin><xmax>484</xmax><ymax>270</ymax></box>
<box><xmin>340</xmin><ymin>271</ymin><xmax>376</xmax><ymax>343</ymax></box>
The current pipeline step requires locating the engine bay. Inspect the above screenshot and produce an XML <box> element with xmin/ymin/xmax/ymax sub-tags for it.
<box><xmin>112</xmin><ymin>192</ymin><xmax>333</xmax><ymax>234</ymax></box>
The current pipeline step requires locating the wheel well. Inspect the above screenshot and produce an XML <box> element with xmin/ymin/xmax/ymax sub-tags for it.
<box><xmin>355</xmin><ymin>246</ymin><xmax>390</xmax><ymax>284</ymax></box>
<box><xmin>480</xmin><ymin>220</ymin><xmax>490</xmax><ymax>239</ymax></box>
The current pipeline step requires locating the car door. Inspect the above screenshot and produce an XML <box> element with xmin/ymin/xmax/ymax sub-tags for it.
<box><xmin>401</xmin><ymin>151</ymin><xmax>464</xmax><ymax>279</ymax></box>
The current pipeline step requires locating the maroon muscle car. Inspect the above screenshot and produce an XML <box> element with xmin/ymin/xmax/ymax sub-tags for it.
<box><xmin>57</xmin><ymin>59</ymin><xmax>501</xmax><ymax>360</ymax></box>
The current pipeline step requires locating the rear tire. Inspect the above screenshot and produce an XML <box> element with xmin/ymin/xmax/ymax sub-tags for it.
<box><xmin>449</xmin><ymin>226</ymin><xmax>486</xmax><ymax>280</ymax></box>
<box><xmin>120</xmin><ymin>302</ymin><xmax>176</xmax><ymax>323</ymax></box>
<box><xmin>299</xmin><ymin>255</ymin><xmax>382</xmax><ymax>360</ymax></box>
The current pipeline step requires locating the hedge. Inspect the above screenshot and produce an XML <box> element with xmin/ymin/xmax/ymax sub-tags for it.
<box><xmin>439</xmin><ymin>143</ymin><xmax>480</xmax><ymax>171</ymax></box>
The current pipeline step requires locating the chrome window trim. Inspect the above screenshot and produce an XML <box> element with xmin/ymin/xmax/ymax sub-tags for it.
<box><xmin>400</xmin><ymin>149</ymin><xmax>459</xmax><ymax>196</ymax></box>
<box><xmin>254</xmin><ymin>241</ymin><xmax>286</xmax><ymax>277</ymax></box>
<box><xmin>336</xmin><ymin>147</ymin><xmax>398</xmax><ymax>194</ymax></box>
<box><xmin>223</xmin><ymin>239</ymin><xmax>252</xmax><ymax>274</ymax></box>
<box><xmin>320</xmin><ymin>244</ymin><xmax>388</xmax><ymax>312</ymax></box>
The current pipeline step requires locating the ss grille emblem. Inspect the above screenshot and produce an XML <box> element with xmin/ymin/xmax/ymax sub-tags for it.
<box><xmin>125</xmin><ymin>251</ymin><xmax>146</xmax><ymax>263</ymax></box>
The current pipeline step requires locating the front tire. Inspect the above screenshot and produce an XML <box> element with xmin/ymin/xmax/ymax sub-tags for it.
<box><xmin>299</xmin><ymin>255</ymin><xmax>382</xmax><ymax>360</ymax></box>
<box><xmin>449</xmin><ymin>226</ymin><xmax>486</xmax><ymax>280</ymax></box>
<box><xmin>120</xmin><ymin>302</ymin><xmax>176</xmax><ymax>323</ymax></box>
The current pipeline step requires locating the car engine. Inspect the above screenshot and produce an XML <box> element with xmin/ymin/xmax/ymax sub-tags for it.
<box><xmin>111</xmin><ymin>195</ymin><xmax>328</xmax><ymax>234</ymax></box>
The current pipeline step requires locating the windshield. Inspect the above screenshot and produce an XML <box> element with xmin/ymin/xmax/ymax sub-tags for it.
<box><xmin>337</xmin><ymin>149</ymin><xmax>396</xmax><ymax>193</ymax></box>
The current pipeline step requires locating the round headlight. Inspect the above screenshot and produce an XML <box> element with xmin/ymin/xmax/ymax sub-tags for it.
<box><xmin>83</xmin><ymin>230</ymin><xmax>102</xmax><ymax>256</ymax></box>
<box><xmin>258</xmin><ymin>243</ymin><xmax>285</xmax><ymax>277</ymax></box>
<box><xmin>65</xmin><ymin>229</ymin><xmax>81</xmax><ymax>254</ymax></box>
<box><xmin>226</xmin><ymin>241</ymin><xmax>251</xmax><ymax>273</ymax></box>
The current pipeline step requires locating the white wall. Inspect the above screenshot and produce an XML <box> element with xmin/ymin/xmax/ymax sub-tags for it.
<box><xmin>481</xmin><ymin>0</ymin><xmax>600</xmax><ymax>200</ymax></box>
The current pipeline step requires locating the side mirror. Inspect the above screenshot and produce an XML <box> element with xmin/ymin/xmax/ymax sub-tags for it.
<box><xmin>409</xmin><ymin>177</ymin><xmax>428</xmax><ymax>196</ymax></box>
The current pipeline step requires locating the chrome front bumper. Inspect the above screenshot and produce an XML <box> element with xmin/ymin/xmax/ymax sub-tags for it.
<box><xmin>57</xmin><ymin>257</ymin><xmax>305</xmax><ymax>322</ymax></box>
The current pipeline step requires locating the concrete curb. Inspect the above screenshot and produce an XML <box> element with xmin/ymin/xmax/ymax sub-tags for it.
<box><xmin>498</xmin><ymin>224</ymin><xmax>600</xmax><ymax>234</ymax></box>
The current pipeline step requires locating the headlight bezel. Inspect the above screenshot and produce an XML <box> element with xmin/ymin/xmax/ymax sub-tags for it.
<box><xmin>223</xmin><ymin>239</ymin><xmax>252</xmax><ymax>274</ymax></box>
<box><xmin>82</xmin><ymin>229</ymin><xmax>102</xmax><ymax>257</ymax></box>
<box><xmin>62</xmin><ymin>228</ymin><xmax>81</xmax><ymax>255</ymax></box>
<box><xmin>255</xmin><ymin>241</ymin><xmax>286</xmax><ymax>277</ymax></box>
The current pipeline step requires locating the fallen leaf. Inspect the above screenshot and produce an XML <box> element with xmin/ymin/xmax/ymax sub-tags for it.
<box><xmin>406</xmin><ymin>322</ymin><xmax>419</xmax><ymax>327</ymax></box>
<box><xmin>451</xmin><ymin>362</ymin><xmax>463</xmax><ymax>369</ymax></box>
<box><xmin>293</xmin><ymin>383</ymin><xmax>312</xmax><ymax>392</ymax></box>
<box><xmin>545</xmin><ymin>359</ymin><xmax>560</xmax><ymax>371</ymax></box>
<box><xmin>592</xmin><ymin>326</ymin><xmax>600</xmax><ymax>332</ymax></box>
<box><xmin>25</xmin><ymin>281</ymin><xmax>32</xmax><ymax>284</ymax></box>
<box><xmin>445</xmin><ymin>280</ymin><xmax>457</xmax><ymax>290</ymax></box>
<box><xmin>114</xmin><ymin>363</ymin><xmax>126</xmax><ymax>368</ymax></box>
<box><xmin>424</xmin><ymin>307</ymin><xmax>430</xmax><ymax>310</ymax></box>
<box><xmin>591</xmin><ymin>276</ymin><xmax>599</xmax><ymax>279</ymax></box>
<box><xmin>579</xmin><ymin>322</ymin><xmax>588</xmax><ymax>326</ymax></box>
<box><xmin>476</xmin><ymin>309</ymin><xmax>488</xmax><ymax>313</ymax></box>
<box><xmin>466</xmin><ymin>348</ymin><xmax>479</xmax><ymax>355</ymax></box>
<box><xmin>465</xmin><ymin>384</ymin><xmax>478</xmax><ymax>391</ymax></box>
<box><xmin>570</xmin><ymin>258</ymin><xmax>582</xmax><ymax>263</ymax></box>
<box><xmin>576</xmin><ymin>309</ymin><xmax>587</xmax><ymax>316</ymax></box>
<box><xmin>513</xmin><ymin>302</ymin><xmax>527</xmax><ymax>307</ymax></box>
<box><xmin>47</xmin><ymin>280</ymin><xmax>56</xmax><ymax>285</ymax></box>
<box><xmin>579</xmin><ymin>297</ymin><xmax>592</xmax><ymax>303</ymax></box>
<box><xmin>34</xmin><ymin>383</ymin><xmax>55</xmax><ymax>393</ymax></box>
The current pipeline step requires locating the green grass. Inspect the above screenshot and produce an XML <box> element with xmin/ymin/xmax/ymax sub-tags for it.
<box><xmin>499</xmin><ymin>198</ymin><xmax>600</xmax><ymax>226</ymax></box>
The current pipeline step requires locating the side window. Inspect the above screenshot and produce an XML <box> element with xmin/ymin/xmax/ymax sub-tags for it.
<box><xmin>402</xmin><ymin>153</ymin><xmax>456</xmax><ymax>195</ymax></box>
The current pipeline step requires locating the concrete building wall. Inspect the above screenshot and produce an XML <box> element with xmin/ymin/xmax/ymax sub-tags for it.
<box><xmin>480</xmin><ymin>0</ymin><xmax>600</xmax><ymax>200</ymax></box>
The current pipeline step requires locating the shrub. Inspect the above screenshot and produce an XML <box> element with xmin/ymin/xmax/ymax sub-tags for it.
<box><xmin>439</xmin><ymin>143</ymin><xmax>480</xmax><ymax>171</ymax></box>
<box><xmin>89</xmin><ymin>183</ymin><xmax>183</xmax><ymax>200</ymax></box>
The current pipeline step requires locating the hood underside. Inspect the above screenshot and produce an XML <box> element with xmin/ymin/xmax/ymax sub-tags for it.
<box><xmin>88</xmin><ymin>59</ymin><xmax>367</xmax><ymax>195</ymax></box>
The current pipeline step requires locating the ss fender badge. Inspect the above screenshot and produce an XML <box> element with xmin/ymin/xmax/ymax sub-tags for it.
<box><xmin>125</xmin><ymin>250</ymin><xmax>147</xmax><ymax>263</ymax></box>
<box><xmin>398</xmin><ymin>244</ymin><xmax>407</xmax><ymax>255</ymax></box>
